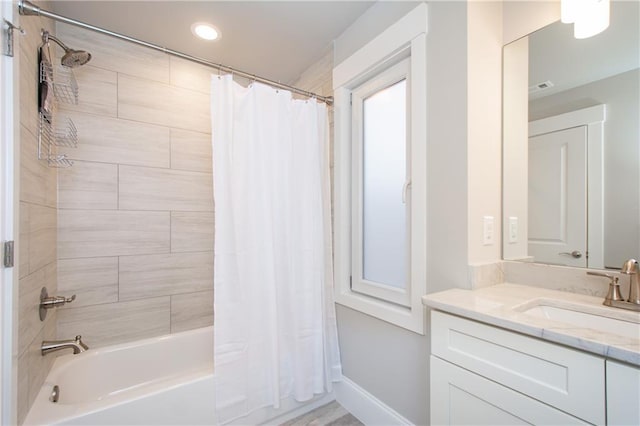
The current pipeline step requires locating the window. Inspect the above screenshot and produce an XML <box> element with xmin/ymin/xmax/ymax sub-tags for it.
<box><xmin>333</xmin><ymin>4</ymin><xmax>427</xmax><ymax>334</ymax></box>
<box><xmin>352</xmin><ymin>60</ymin><xmax>411</xmax><ymax>307</ymax></box>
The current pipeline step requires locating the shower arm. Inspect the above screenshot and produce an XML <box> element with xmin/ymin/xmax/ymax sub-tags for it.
<box><xmin>42</xmin><ymin>31</ymin><xmax>69</xmax><ymax>51</ymax></box>
<box><xmin>18</xmin><ymin>0</ymin><xmax>334</xmax><ymax>105</ymax></box>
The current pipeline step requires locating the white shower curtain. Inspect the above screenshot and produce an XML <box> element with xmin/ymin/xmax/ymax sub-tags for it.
<box><xmin>210</xmin><ymin>75</ymin><xmax>342</xmax><ymax>424</ymax></box>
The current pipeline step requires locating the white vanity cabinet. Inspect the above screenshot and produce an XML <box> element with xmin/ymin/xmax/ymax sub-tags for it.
<box><xmin>606</xmin><ymin>360</ymin><xmax>640</xmax><ymax>425</ymax></box>
<box><xmin>430</xmin><ymin>311</ymin><xmax>605</xmax><ymax>425</ymax></box>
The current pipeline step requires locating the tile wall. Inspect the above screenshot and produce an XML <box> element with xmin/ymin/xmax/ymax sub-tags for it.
<box><xmin>54</xmin><ymin>22</ymin><xmax>214</xmax><ymax>349</ymax></box>
<box><xmin>16</xmin><ymin>2</ymin><xmax>58</xmax><ymax>423</ymax></box>
<box><xmin>290</xmin><ymin>48</ymin><xmax>334</xmax><ymax>192</ymax></box>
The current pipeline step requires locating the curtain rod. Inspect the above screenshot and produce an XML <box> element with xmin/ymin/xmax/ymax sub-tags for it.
<box><xmin>18</xmin><ymin>0</ymin><xmax>334</xmax><ymax>105</ymax></box>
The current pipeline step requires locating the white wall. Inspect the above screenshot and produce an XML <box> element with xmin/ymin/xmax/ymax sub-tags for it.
<box><xmin>425</xmin><ymin>1</ymin><xmax>469</xmax><ymax>295</ymax></box>
<box><xmin>467</xmin><ymin>1</ymin><xmax>503</xmax><ymax>264</ymax></box>
<box><xmin>503</xmin><ymin>0</ymin><xmax>559</xmax><ymax>44</ymax></box>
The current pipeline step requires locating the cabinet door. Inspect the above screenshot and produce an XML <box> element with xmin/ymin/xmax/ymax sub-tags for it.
<box><xmin>431</xmin><ymin>356</ymin><xmax>588</xmax><ymax>426</ymax></box>
<box><xmin>607</xmin><ymin>360</ymin><xmax>640</xmax><ymax>426</ymax></box>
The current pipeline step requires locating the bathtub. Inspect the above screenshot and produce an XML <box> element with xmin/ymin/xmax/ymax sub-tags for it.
<box><xmin>24</xmin><ymin>327</ymin><xmax>216</xmax><ymax>425</ymax></box>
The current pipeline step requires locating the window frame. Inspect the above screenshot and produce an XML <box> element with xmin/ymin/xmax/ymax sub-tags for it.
<box><xmin>332</xmin><ymin>4</ymin><xmax>428</xmax><ymax>334</ymax></box>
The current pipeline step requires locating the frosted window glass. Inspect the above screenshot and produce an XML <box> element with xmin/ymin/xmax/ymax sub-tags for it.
<box><xmin>362</xmin><ymin>80</ymin><xmax>407</xmax><ymax>288</ymax></box>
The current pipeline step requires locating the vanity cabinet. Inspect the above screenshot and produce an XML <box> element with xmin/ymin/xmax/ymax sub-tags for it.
<box><xmin>430</xmin><ymin>311</ymin><xmax>605</xmax><ymax>425</ymax></box>
<box><xmin>606</xmin><ymin>360</ymin><xmax>640</xmax><ymax>425</ymax></box>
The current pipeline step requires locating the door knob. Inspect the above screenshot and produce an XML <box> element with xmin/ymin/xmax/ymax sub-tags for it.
<box><xmin>559</xmin><ymin>250</ymin><xmax>582</xmax><ymax>258</ymax></box>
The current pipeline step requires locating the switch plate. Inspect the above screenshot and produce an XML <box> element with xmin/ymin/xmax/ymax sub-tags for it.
<box><xmin>508</xmin><ymin>217</ymin><xmax>518</xmax><ymax>243</ymax></box>
<box><xmin>483</xmin><ymin>216</ymin><xmax>494</xmax><ymax>246</ymax></box>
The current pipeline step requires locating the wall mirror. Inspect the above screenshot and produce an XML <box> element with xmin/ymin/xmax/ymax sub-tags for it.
<box><xmin>502</xmin><ymin>1</ymin><xmax>639</xmax><ymax>270</ymax></box>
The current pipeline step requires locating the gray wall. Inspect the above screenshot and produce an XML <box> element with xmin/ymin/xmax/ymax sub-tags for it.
<box><xmin>529</xmin><ymin>69</ymin><xmax>640</xmax><ymax>268</ymax></box>
<box><xmin>333</xmin><ymin>2</ymin><xmax>470</xmax><ymax>424</ymax></box>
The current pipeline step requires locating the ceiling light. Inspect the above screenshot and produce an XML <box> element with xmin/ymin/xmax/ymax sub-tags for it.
<box><xmin>560</xmin><ymin>0</ymin><xmax>610</xmax><ymax>39</ymax></box>
<box><xmin>561</xmin><ymin>0</ymin><xmax>580</xmax><ymax>23</ymax></box>
<box><xmin>191</xmin><ymin>22</ymin><xmax>220</xmax><ymax>41</ymax></box>
<box><xmin>574</xmin><ymin>0</ymin><xmax>609</xmax><ymax>39</ymax></box>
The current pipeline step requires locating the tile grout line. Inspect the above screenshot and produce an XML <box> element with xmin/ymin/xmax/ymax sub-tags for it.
<box><xmin>117</xmin><ymin>256</ymin><xmax>120</xmax><ymax>303</ymax></box>
<box><xmin>116</xmin><ymin>72</ymin><xmax>119</xmax><ymax>118</ymax></box>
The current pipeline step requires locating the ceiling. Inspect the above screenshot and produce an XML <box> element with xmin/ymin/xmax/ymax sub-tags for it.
<box><xmin>48</xmin><ymin>1</ymin><xmax>375</xmax><ymax>84</ymax></box>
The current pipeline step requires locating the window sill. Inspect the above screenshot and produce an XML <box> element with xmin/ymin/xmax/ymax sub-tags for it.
<box><xmin>334</xmin><ymin>288</ymin><xmax>425</xmax><ymax>335</ymax></box>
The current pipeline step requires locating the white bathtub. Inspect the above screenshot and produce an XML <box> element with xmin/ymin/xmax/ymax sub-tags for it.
<box><xmin>24</xmin><ymin>327</ymin><xmax>215</xmax><ymax>426</ymax></box>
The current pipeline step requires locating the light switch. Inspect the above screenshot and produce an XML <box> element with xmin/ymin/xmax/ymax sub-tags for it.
<box><xmin>483</xmin><ymin>216</ymin><xmax>494</xmax><ymax>246</ymax></box>
<box><xmin>509</xmin><ymin>216</ymin><xmax>518</xmax><ymax>243</ymax></box>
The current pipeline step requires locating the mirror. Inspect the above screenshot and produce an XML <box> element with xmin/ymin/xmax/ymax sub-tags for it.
<box><xmin>503</xmin><ymin>1</ymin><xmax>639</xmax><ymax>270</ymax></box>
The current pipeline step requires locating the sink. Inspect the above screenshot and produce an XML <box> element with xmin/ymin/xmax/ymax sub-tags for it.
<box><xmin>517</xmin><ymin>300</ymin><xmax>640</xmax><ymax>340</ymax></box>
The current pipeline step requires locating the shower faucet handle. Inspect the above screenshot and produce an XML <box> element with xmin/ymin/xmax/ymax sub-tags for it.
<box><xmin>41</xmin><ymin>293</ymin><xmax>76</xmax><ymax>307</ymax></box>
<box><xmin>39</xmin><ymin>287</ymin><xmax>76</xmax><ymax>320</ymax></box>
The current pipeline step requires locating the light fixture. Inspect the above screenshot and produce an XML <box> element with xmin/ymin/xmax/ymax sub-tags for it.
<box><xmin>561</xmin><ymin>0</ymin><xmax>580</xmax><ymax>23</ymax></box>
<box><xmin>191</xmin><ymin>22</ymin><xmax>220</xmax><ymax>41</ymax></box>
<box><xmin>561</xmin><ymin>0</ymin><xmax>610</xmax><ymax>39</ymax></box>
<box><xmin>574</xmin><ymin>0</ymin><xmax>609</xmax><ymax>39</ymax></box>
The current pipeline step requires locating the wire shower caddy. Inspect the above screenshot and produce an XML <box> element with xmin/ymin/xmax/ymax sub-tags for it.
<box><xmin>38</xmin><ymin>45</ymin><xmax>79</xmax><ymax>167</ymax></box>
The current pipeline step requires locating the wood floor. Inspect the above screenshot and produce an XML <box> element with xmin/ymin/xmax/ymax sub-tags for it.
<box><xmin>280</xmin><ymin>401</ymin><xmax>363</xmax><ymax>426</ymax></box>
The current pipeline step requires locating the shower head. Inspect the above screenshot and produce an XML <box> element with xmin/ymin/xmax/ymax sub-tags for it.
<box><xmin>61</xmin><ymin>49</ymin><xmax>92</xmax><ymax>68</ymax></box>
<box><xmin>42</xmin><ymin>31</ymin><xmax>92</xmax><ymax>68</ymax></box>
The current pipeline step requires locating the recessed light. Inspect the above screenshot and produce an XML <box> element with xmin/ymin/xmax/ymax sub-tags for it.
<box><xmin>191</xmin><ymin>22</ymin><xmax>220</xmax><ymax>41</ymax></box>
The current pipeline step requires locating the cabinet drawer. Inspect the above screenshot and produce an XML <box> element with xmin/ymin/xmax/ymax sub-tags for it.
<box><xmin>431</xmin><ymin>310</ymin><xmax>605</xmax><ymax>425</ymax></box>
<box><xmin>431</xmin><ymin>356</ymin><xmax>588</xmax><ymax>426</ymax></box>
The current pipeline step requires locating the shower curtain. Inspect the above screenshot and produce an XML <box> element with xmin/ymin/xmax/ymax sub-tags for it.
<box><xmin>210</xmin><ymin>74</ymin><xmax>342</xmax><ymax>424</ymax></box>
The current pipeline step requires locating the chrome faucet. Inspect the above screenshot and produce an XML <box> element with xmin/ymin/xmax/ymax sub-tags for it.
<box><xmin>41</xmin><ymin>335</ymin><xmax>88</xmax><ymax>356</ymax></box>
<box><xmin>621</xmin><ymin>258</ymin><xmax>640</xmax><ymax>305</ymax></box>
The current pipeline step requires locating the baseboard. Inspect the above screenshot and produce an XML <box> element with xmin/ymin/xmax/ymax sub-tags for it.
<box><xmin>335</xmin><ymin>376</ymin><xmax>412</xmax><ymax>426</ymax></box>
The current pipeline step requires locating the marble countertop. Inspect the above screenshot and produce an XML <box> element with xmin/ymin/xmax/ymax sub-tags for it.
<box><xmin>422</xmin><ymin>283</ymin><xmax>640</xmax><ymax>366</ymax></box>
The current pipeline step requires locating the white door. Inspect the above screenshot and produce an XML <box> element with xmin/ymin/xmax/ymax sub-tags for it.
<box><xmin>0</xmin><ymin>2</ymin><xmax>18</xmax><ymax>424</ymax></box>
<box><xmin>528</xmin><ymin>126</ymin><xmax>587</xmax><ymax>267</ymax></box>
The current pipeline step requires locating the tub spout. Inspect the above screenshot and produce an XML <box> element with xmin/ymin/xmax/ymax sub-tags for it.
<box><xmin>42</xmin><ymin>335</ymin><xmax>89</xmax><ymax>356</ymax></box>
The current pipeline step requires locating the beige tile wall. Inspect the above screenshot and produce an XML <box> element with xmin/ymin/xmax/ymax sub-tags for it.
<box><xmin>17</xmin><ymin>3</ymin><xmax>58</xmax><ymax>424</ymax></box>
<box><xmin>289</xmin><ymin>48</ymin><xmax>335</xmax><ymax>204</ymax></box>
<box><xmin>55</xmin><ymin>23</ymin><xmax>214</xmax><ymax>354</ymax></box>
<box><xmin>290</xmin><ymin>47</ymin><xmax>334</xmax><ymax>153</ymax></box>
